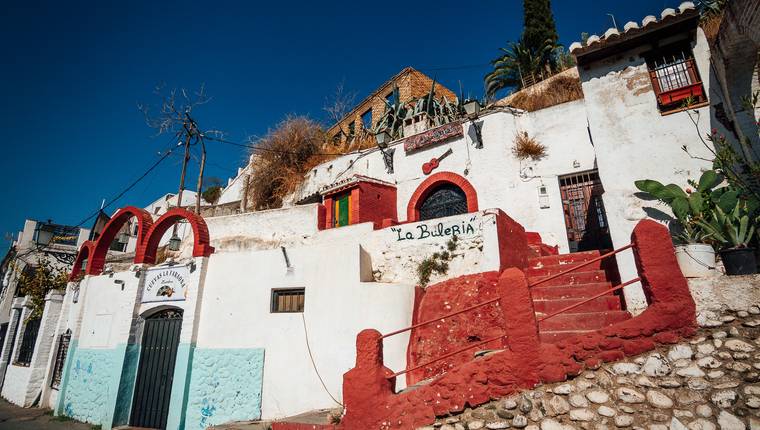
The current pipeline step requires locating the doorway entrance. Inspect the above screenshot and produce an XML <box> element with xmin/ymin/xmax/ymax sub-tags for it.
<box><xmin>130</xmin><ymin>308</ymin><xmax>183</xmax><ymax>429</ymax></box>
<box><xmin>559</xmin><ymin>170</ymin><xmax>613</xmax><ymax>252</ymax></box>
<box><xmin>419</xmin><ymin>184</ymin><xmax>468</xmax><ymax>221</ymax></box>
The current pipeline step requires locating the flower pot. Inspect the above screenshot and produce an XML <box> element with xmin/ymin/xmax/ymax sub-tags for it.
<box><xmin>719</xmin><ymin>247</ymin><xmax>758</xmax><ymax>276</ymax></box>
<box><xmin>674</xmin><ymin>244</ymin><xmax>716</xmax><ymax>277</ymax></box>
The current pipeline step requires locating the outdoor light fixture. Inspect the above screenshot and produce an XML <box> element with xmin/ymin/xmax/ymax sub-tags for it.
<box><xmin>168</xmin><ymin>233</ymin><xmax>181</xmax><ymax>251</ymax></box>
<box><xmin>463</xmin><ymin>100</ymin><xmax>483</xmax><ymax>149</ymax></box>
<box><xmin>463</xmin><ymin>100</ymin><xmax>481</xmax><ymax>118</ymax></box>
<box><xmin>375</xmin><ymin>129</ymin><xmax>391</xmax><ymax>148</ymax></box>
<box><xmin>374</xmin><ymin>129</ymin><xmax>395</xmax><ymax>174</ymax></box>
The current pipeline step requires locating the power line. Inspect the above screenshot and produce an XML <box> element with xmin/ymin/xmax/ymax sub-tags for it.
<box><xmin>204</xmin><ymin>135</ymin><xmax>357</xmax><ymax>157</ymax></box>
<box><xmin>7</xmin><ymin>145</ymin><xmax>176</xmax><ymax>264</ymax></box>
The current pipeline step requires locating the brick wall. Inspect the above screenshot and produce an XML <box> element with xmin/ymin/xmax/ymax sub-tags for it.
<box><xmin>326</xmin><ymin>67</ymin><xmax>458</xmax><ymax>144</ymax></box>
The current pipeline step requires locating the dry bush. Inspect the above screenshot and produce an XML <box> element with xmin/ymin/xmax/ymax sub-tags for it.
<box><xmin>246</xmin><ymin>116</ymin><xmax>332</xmax><ymax>210</ymax></box>
<box><xmin>512</xmin><ymin>131</ymin><xmax>547</xmax><ymax>161</ymax></box>
<box><xmin>509</xmin><ymin>75</ymin><xmax>583</xmax><ymax>112</ymax></box>
<box><xmin>700</xmin><ymin>13</ymin><xmax>723</xmax><ymax>44</ymax></box>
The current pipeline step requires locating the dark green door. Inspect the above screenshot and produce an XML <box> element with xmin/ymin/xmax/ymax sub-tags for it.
<box><xmin>130</xmin><ymin>309</ymin><xmax>183</xmax><ymax>429</ymax></box>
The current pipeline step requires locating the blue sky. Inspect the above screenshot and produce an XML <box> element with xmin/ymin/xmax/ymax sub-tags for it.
<box><xmin>0</xmin><ymin>0</ymin><xmax>679</xmax><ymax>244</ymax></box>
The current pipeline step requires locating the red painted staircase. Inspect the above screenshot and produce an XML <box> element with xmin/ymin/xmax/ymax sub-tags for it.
<box><xmin>526</xmin><ymin>250</ymin><xmax>631</xmax><ymax>343</ymax></box>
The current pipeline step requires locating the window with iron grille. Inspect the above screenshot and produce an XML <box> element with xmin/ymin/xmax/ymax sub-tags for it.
<box><xmin>50</xmin><ymin>330</ymin><xmax>71</xmax><ymax>389</ymax></box>
<box><xmin>419</xmin><ymin>184</ymin><xmax>468</xmax><ymax>221</ymax></box>
<box><xmin>15</xmin><ymin>318</ymin><xmax>41</xmax><ymax>366</ymax></box>
<box><xmin>271</xmin><ymin>288</ymin><xmax>305</xmax><ymax>313</ymax></box>
<box><xmin>645</xmin><ymin>42</ymin><xmax>706</xmax><ymax>113</ymax></box>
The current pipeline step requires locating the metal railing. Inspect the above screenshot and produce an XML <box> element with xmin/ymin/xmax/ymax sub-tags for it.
<box><xmin>380</xmin><ymin>296</ymin><xmax>505</xmax><ymax>379</ymax></box>
<box><xmin>528</xmin><ymin>244</ymin><xmax>634</xmax><ymax>288</ymax></box>
<box><xmin>381</xmin><ymin>243</ymin><xmax>639</xmax><ymax>379</ymax></box>
<box><xmin>529</xmin><ymin>243</ymin><xmax>639</xmax><ymax>324</ymax></box>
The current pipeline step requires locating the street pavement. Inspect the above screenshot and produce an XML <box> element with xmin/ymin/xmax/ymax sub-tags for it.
<box><xmin>0</xmin><ymin>399</ymin><xmax>93</xmax><ymax>430</ymax></box>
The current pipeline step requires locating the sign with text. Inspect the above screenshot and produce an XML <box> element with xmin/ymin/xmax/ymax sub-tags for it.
<box><xmin>389</xmin><ymin>215</ymin><xmax>480</xmax><ymax>242</ymax></box>
<box><xmin>142</xmin><ymin>266</ymin><xmax>189</xmax><ymax>303</ymax></box>
<box><xmin>403</xmin><ymin>121</ymin><xmax>463</xmax><ymax>153</ymax></box>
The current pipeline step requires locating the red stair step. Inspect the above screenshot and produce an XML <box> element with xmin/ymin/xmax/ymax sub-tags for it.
<box><xmin>526</xmin><ymin>262</ymin><xmax>605</xmax><ymax>277</ymax></box>
<box><xmin>530</xmin><ymin>282</ymin><xmax>614</xmax><ymax>300</ymax></box>
<box><xmin>537</xmin><ymin>310</ymin><xmax>631</xmax><ymax>331</ymax></box>
<box><xmin>539</xmin><ymin>329</ymin><xmax>594</xmax><ymax>343</ymax></box>
<box><xmin>532</xmin><ymin>295</ymin><xmax>622</xmax><ymax>313</ymax></box>
<box><xmin>528</xmin><ymin>250</ymin><xmax>602</xmax><ymax>269</ymax></box>
<box><xmin>528</xmin><ymin>270</ymin><xmax>608</xmax><ymax>287</ymax></box>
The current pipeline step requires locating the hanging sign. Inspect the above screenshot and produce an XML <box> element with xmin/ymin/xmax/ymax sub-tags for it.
<box><xmin>403</xmin><ymin>121</ymin><xmax>463</xmax><ymax>153</ymax></box>
<box><xmin>142</xmin><ymin>266</ymin><xmax>189</xmax><ymax>302</ymax></box>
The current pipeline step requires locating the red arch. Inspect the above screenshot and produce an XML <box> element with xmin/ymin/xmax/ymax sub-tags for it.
<box><xmin>135</xmin><ymin>208</ymin><xmax>214</xmax><ymax>264</ymax></box>
<box><xmin>88</xmin><ymin>206</ymin><xmax>154</xmax><ymax>275</ymax></box>
<box><xmin>406</xmin><ymin>171</ymin><xmax>478</xmax><ymax>222</ymax></box>
<box><xmin>70</xmin><ymin>241</ymin><xmax>96</xmax><ymax>280</ymax></box>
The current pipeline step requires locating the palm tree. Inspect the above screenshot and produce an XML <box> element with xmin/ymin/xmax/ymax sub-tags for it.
<box><xmin>484</xmin><ymin>38</ymin><xmax>552</xmax><ymax>99</ymax></box>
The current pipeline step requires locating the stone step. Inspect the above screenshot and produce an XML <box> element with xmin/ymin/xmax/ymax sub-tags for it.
<box><xmin>530</xmin><ymin>282</ymin><xmax>614</xmax><ymax>300</ymax></box>
<box><xmin>537</xmin><ymin>310</ymin><xmax>631</xmax><ymax>331</ymax></box>
<box><xmin>532</xmin><ymin>295</ymin><xmax>622</xmax><ymax>313</ymax></box>
<box><xmin>528</xmin><ymin>270</ymin><xmax>609</xmax><ymax>287</ymax></box>
<box><xmin>539</xmin><ymin>329</ymin><xmax>594</xmax><ymax>343</ymax></box>
<box><xmin>528</xmin><ymin>250</ymin><xmax>602</xmax><ymax>269</ymax></box>
<box><xmin>526</xmin><ymin>261</ymin><xmax>605</xmax><ymax>277</ymax></box>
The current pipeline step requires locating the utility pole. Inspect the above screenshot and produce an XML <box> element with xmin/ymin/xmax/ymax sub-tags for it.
<box><xmin>176</xmin><ymin>125</ymin><xmax>193</xmax><ymax>209</ymax></box>
<box><xmin>195</xmin><ymin>136</ymin><xmax>206</xmax><ymax>214</ymax></box>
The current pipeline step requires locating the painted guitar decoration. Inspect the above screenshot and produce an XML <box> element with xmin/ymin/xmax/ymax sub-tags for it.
<box><xmin>421</xmin><ymin>148</ymin><xmax>453</xmax><ymax>175</ymax></box>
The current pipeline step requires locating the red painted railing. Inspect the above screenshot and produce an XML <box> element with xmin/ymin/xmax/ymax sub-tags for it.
<box><xmin>380</xmin><ymin>296</ymin><xmax>505</xmax><ymax>379</ymax></box>
<box><xmin>381</xmin><ymin>243</ymin><xmax>638</xmax><ymax>379</ymax></box>
<box><xmin>528</xmin><ymin>243</ymin><xmax>634</xmax><ymax>288</ymax></box>
<box><xmin>529</xmin><ymin>243</ymin><xmax>639</xmax><ymax>323</ymax></box>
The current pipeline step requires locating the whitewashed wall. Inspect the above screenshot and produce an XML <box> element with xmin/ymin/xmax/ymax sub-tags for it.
<box><xmin>579</xmin><ymin>28</ymin><xmax>718</xmax><ymax>313</ymax></box>
<box><xmin>289</xmin><ymin>105</ymin><xmax>596</xmax><ymax>253</ymax></box>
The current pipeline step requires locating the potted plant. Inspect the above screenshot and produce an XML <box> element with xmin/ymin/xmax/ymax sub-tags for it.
<box><xmin>635</xmin><ymin>170</ymin><xmax>722</xmax><ymax>277</ymax></box>
<box><xmin>697</xmin><ymin>193</ymin><xmax>759</xmax><ymax>275</ymax></box>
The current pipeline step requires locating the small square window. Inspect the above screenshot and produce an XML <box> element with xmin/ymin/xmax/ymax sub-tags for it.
<box><xmin>645</xmin><ymin>42</ymin><xmax>707</xmax><ymax>114</ymax></box>
<box><xmin>271</xmin><ymin>288</ymin><xmax>305</xmax><ymax>313</ymax></box>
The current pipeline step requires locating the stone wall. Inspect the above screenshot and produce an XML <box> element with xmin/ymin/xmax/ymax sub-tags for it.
<box><xmin>423</xmin><ymin>304</ymin><xmax>760</xmax><ymax>430</ymax></box>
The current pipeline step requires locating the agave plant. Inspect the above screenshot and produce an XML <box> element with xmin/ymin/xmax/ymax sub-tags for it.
<box><xmin>697</xmin><ymin>198</ymin><xmax>758</xmax><ymax>249</ymax></box>
<box><xmin>373</xmin><ymin>85</ymin><xmax>409</xmax><ymax>141</ymax></box>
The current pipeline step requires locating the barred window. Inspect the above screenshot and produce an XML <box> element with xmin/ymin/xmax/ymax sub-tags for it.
<box><xmin>15</xmin><ymin>318</ymin><xmax>41</xmax><ymax>366</ymax></box>
<box><xmin>50</xmin><ymin>330</ymin><xmax>71</xmax><ymax>389</ymax></box>
<box><xmin>271</xmin><ymin>288</ymin><xmax>305</xmax><ymax>313</ymax></box>
<box><xmin>645</xmin><ymin>42</ymin><xmax>706</xmax><ymax>113</ymax></box>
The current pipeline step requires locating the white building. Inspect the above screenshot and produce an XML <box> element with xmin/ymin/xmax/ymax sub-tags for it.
<box><xmin>20</xmin><ymin>2</ymin><xmax>759</xmax><ymax>429</ymax></box>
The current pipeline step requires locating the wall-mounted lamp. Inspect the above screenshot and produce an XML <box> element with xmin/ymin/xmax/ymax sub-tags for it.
<box><xmin>463</xmin><ymin>100</ymin><xmax>483</xmax><ymax>149</ymax></box>
<box><xmin>168</xmin><ymin>233</ymin><xmax>181</xmax><ymax>251</ymax></box>
<box><xmin>374</xmin><ymin>130</ymin><xmax>395</xmax><ymax>174</ymax></box>
<box><xmin>573</xmin><ymin>160</ymin><xmax>581</xmax><ymax>168</ymax></box>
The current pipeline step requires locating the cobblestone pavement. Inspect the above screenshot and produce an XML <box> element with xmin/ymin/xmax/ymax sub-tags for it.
<box><xmin>422</xmin><ymin>305</ymin><xmax>760</xmax><ymax>430</ymax></box>
<box><xmin>0</xmin><ymin>399</ymin><xmax>92</xmax><ymax>430</ymax></box>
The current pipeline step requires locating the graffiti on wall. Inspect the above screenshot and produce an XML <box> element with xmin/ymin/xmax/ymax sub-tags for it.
<box><xmin>390</xmin><ymin>216</ymin><xmax>479</xmax><ymax>242</ymax></box>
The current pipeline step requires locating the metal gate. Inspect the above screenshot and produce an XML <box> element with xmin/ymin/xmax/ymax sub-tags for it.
<box><xmin>130</xmin><ymin>308</ymin><xmax>183</xmax><ymax>429</ymax></box>
<box><xmin>50</xmin><ymin>329</ymin><xmax>71</xmax><ymax>389</ymax></box>
<box><xmin>559</xmin><ymin>170</ymin><xmax>613</xmax><ymax>252</ymax></box>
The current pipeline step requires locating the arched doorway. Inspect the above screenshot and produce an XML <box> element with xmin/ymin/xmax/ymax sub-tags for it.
<box><xmin>407</xmin><ymin>172</ymin><xmax>478</xmax><ymax>222</ymax></box>
<box><xmin>418</xmin><ymin>184</ymin><xmax>468</xmax><ymax>221</ymax></box>
<box><xmin>130</xmin><ymin>308</ymin><xmax>183</xmax><ymax>429</ymax></box>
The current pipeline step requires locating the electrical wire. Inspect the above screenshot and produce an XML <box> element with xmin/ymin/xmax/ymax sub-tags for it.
<box><xmin>204</xmin><ymin>135</ymin><xmax>358</xmax><ymax>157</ymax></box>
<box><xmin>6</xmin><ymin>145</ymin><xmax>176</xmax><ymax>265</ymax></box>
<box><xmin>301</xmin><ymin>312</ymin><xmax>343</xmax><ymax>407</ymax></box>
